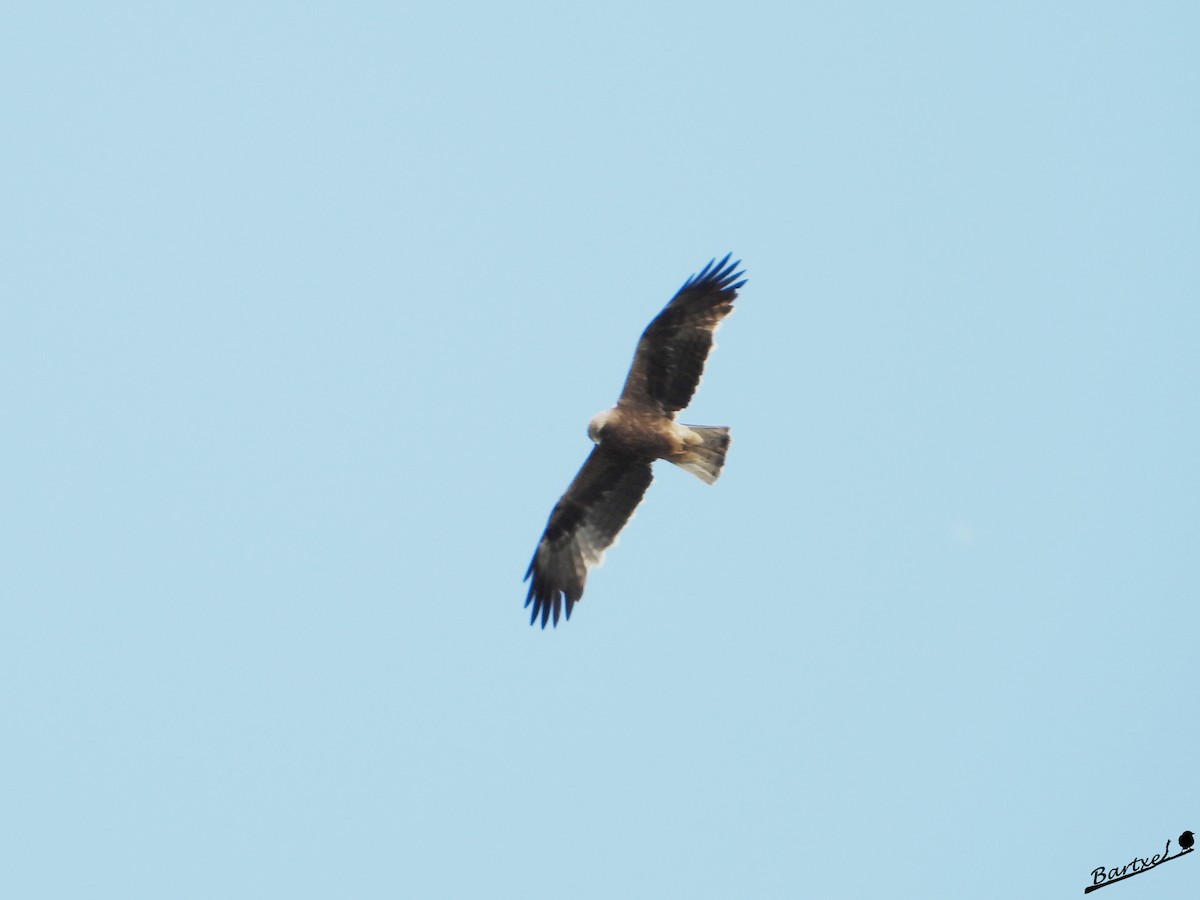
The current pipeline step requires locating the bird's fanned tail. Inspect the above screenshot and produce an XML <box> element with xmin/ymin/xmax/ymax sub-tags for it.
<box><xmin>670</xmin><ymin>425</ymin><xmax>731</xmax><ymax>484</ymax></box>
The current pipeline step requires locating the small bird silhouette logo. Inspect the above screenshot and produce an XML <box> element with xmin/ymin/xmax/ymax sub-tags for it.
<box><xmin>1180</xmin><ymin>831</ymin><xmax>1195</xmax><ymax>851</ymax></box>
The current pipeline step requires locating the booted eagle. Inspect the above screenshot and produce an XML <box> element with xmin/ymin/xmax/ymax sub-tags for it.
<box><xmin>524</xmin><ymin>254</ymin><xmax>746</xmax><ymax>627</ymax></box>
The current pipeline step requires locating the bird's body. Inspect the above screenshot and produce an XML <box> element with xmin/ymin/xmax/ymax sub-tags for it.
<box><xmin>588</xmin><ymin>408</ymin><xmax>710</xmax><ymax>464</ymax></box>
<box><xmin>523</xmin><ymin>255</ymin><xmax>745</xmax><ymax>627</ymax></box>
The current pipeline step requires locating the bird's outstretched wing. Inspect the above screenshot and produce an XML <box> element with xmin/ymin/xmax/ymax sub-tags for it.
<box><xmin>524</xmin><ymin>447</ymin><xmax>654</xmax><ymax>627</ymax></box>
<box><xmin>618</xmin><ymin>254</ymin><xmax>746</xmax><ymax>414</ymax></box>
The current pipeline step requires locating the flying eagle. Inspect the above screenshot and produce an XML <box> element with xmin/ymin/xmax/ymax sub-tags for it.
<box><xmin>524</xmin><ymin>254</ymin><xmax>746</xmax><ymax>627</ymax></box>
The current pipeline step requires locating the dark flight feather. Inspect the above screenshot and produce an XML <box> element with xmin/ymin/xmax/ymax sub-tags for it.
<box><xmin>619</xmin><ymin>254</ymin><xmax>745</xmax><ymax>413</ymax></box>
<box><xmin>524</xmin><ymin>447</ymin><xmax>654</xmax><ymax>628</ymax></box>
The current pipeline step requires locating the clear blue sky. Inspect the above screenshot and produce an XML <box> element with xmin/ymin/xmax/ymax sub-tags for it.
<box><xmin>4</xmin><ymin>2</ymin><xmax>1197</xmax><ymax>897</ymax></box>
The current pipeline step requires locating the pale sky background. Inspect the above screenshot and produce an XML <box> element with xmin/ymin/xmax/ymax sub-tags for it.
<box><xmin>3</xmin><ymin>2</ymin><xmax>1198</xmax><ymax>898</ymax></box>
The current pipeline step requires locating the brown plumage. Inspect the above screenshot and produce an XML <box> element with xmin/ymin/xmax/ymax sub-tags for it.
<box><xmin>524</xmin><ymin>254</ymin><xmax>746</xmax><ymax>627</ymax></box>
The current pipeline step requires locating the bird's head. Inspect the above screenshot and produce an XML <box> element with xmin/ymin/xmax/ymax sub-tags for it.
<box><xmin>587</xmin><ymin>409</ymin><xmax>615</xmax><ymax>443</ymax></box>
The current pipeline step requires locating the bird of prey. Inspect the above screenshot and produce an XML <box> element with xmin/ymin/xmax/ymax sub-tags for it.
<box><xmin>523</xmin><ymin>254</ymin><xmax>746</xmax><ymax>627</ymax></box>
